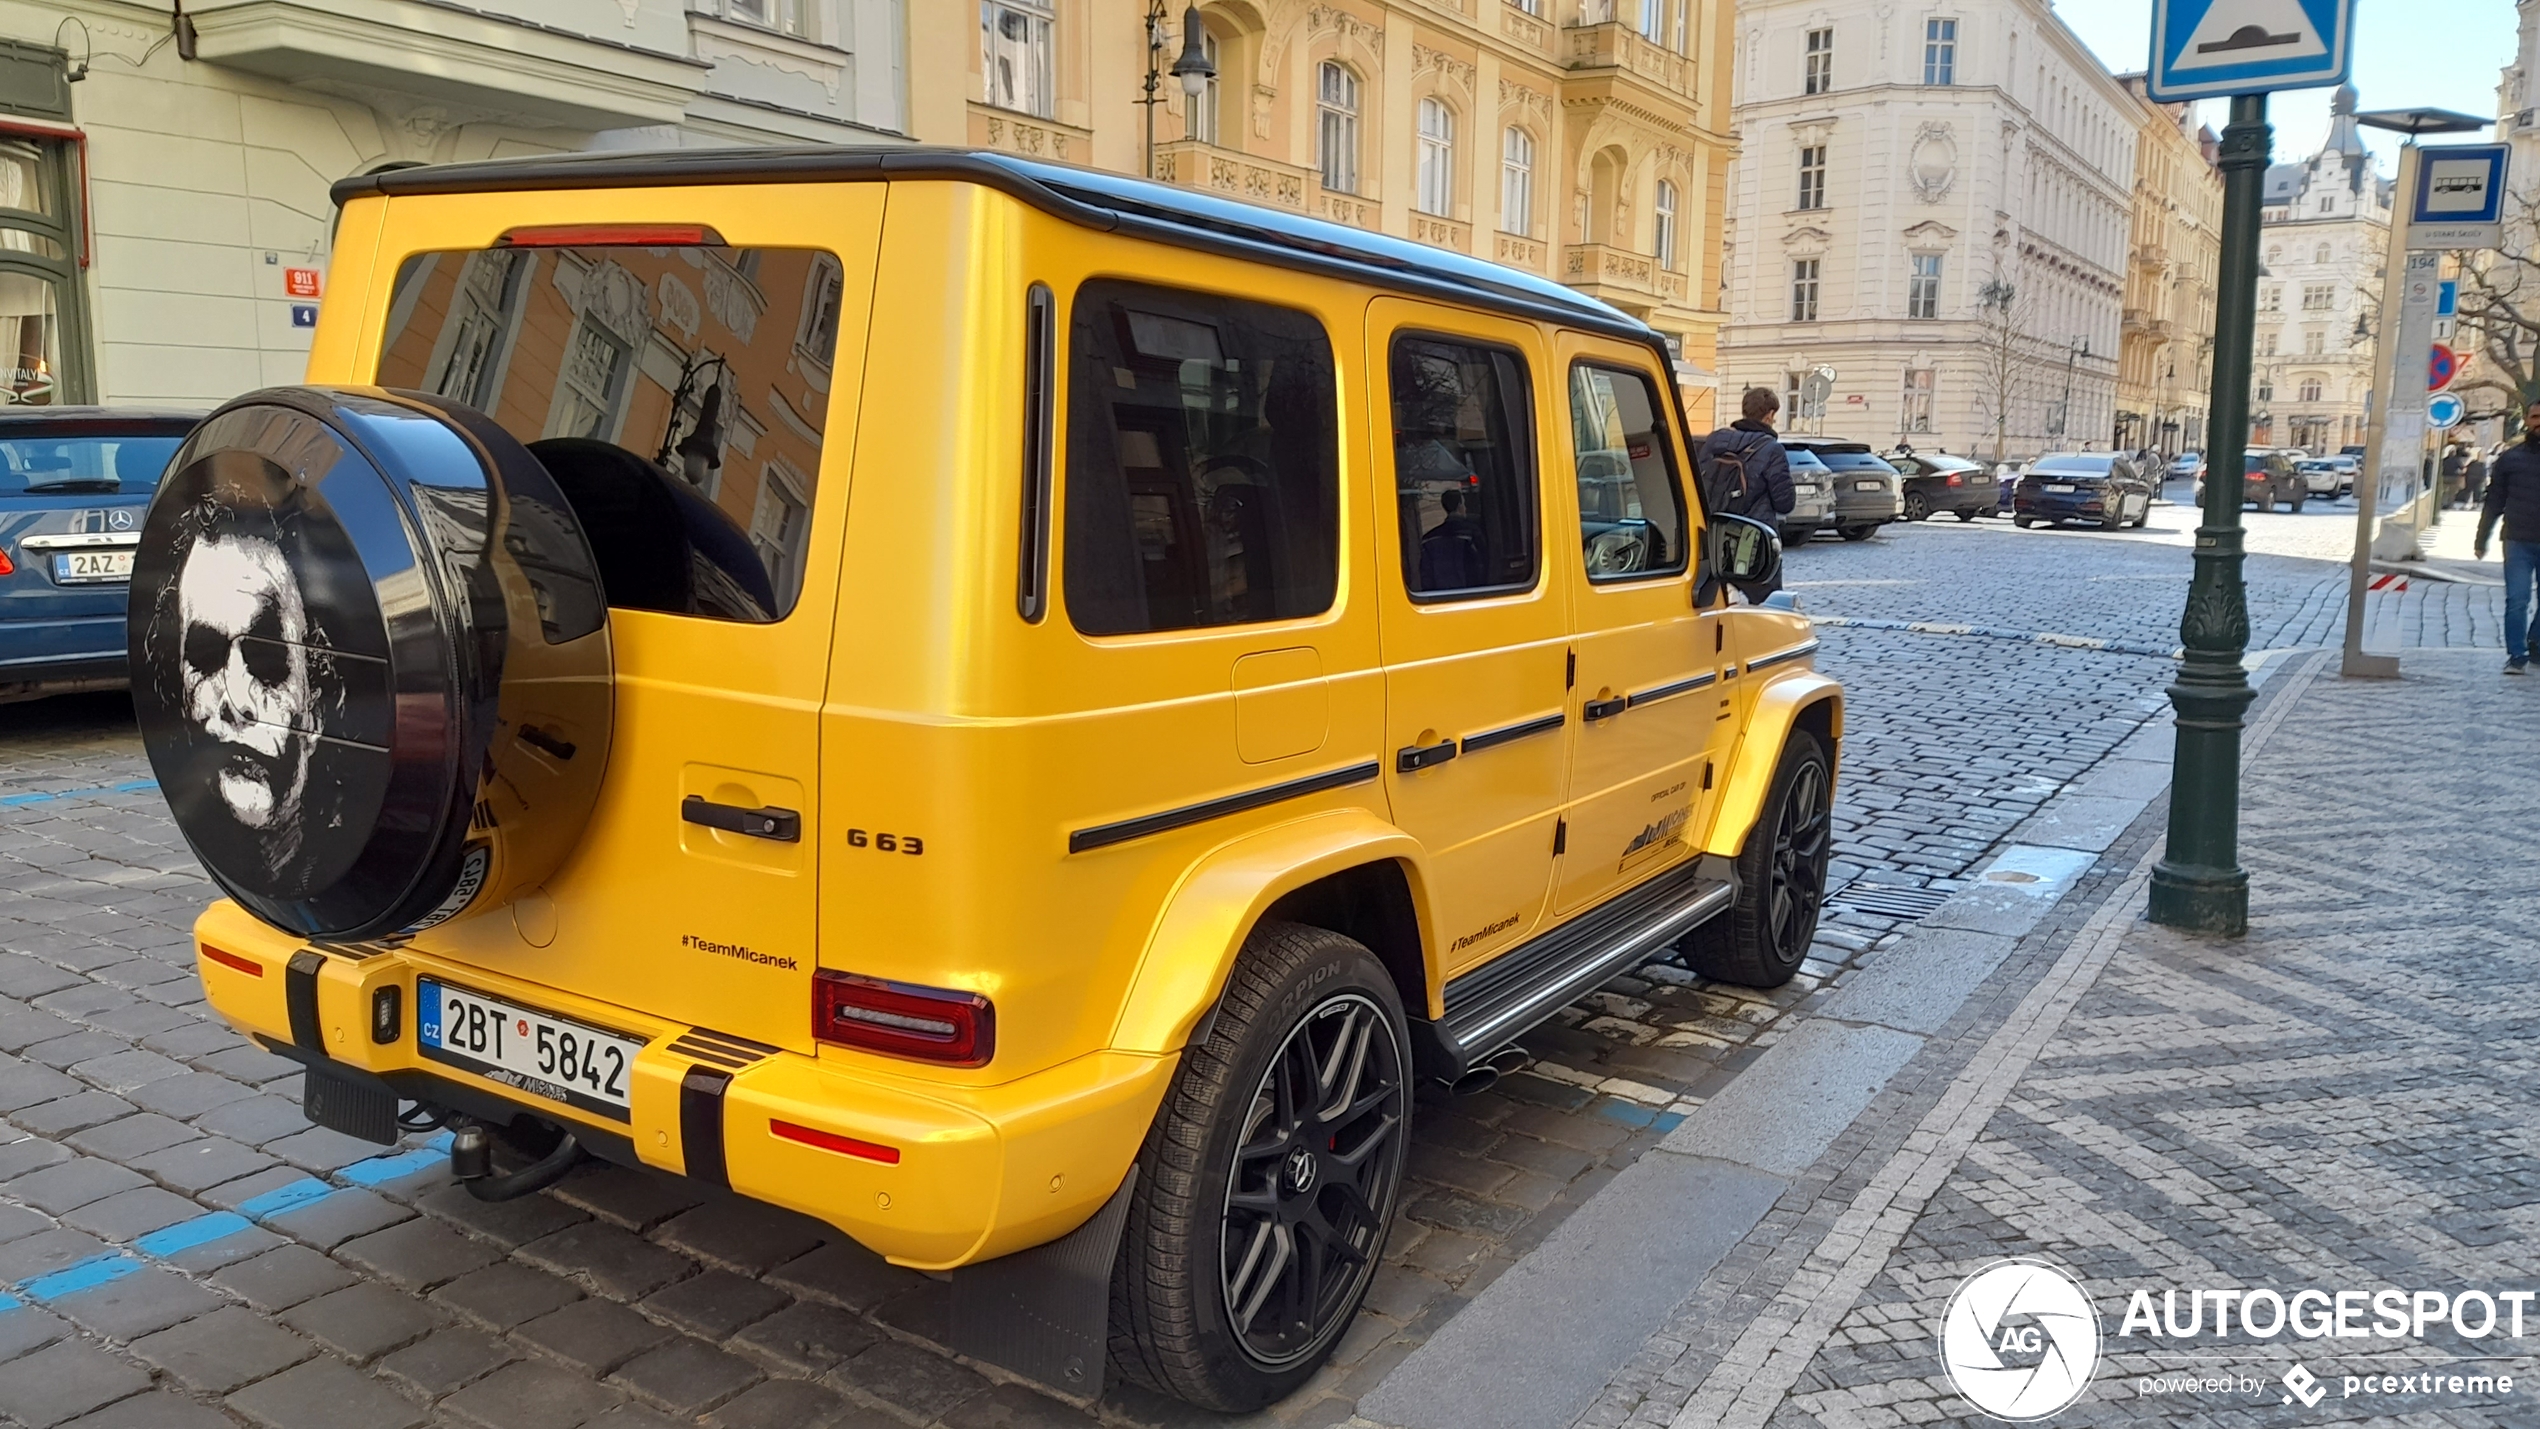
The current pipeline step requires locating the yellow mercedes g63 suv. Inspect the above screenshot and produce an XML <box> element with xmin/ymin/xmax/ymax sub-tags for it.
<box><xmin>132</xmin><ymin>149</ymin><xmax>1839</xmax><ymax>1411</ymax></box>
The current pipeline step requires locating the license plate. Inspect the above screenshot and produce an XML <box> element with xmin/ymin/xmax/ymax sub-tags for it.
<box><xmin>52</xmin><ymin>549</ymin><xmax>134</xmax><ymax>583</ymax></box>
<box><xmin>417</xmin><ymin>979</ymin><xmax>641</xmax><ymax>1121</ymax></box>
<box><xmin>2044</xmin><ymin>483</ymin><xmax>2076</xmax><ymax>493</ymax></box>
<box><xmin>1855</xmin><ymin>480</ymin><xmax>1882</xmax><ymax>492</ymax></box>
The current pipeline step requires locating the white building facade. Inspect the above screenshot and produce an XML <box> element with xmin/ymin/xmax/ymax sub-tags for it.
<box><xmin>2254</xmin><ymin>85</ymin><xmax>2387</xmax><ymax>455</ymax></box>
<box><xmin>1718</xmin><ymin>0</ymin><xmax>2133</xmax><ymax>464</ymax></box>
<box><xmin>0</xmin><ymin>0</ymin><xmax>908</xmax><ymax>410</ymax></box>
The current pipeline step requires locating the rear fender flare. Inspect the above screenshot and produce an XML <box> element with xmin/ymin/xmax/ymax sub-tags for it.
<box><xmin>1705</xmin><ymin>671</ymin><xmax>1842</xmax><ymax>858</ymax></box>
<box><xmin>1108</xmin><ymin>811</ymin><xmax>1430</xmax><ymax>1056</ymax></box>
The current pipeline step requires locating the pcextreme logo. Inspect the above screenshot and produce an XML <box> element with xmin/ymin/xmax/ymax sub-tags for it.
<box><xmin>1937</xmin><ymin>1258</ymin><xmax>2102</xmax><ymax>1421</ymax></box>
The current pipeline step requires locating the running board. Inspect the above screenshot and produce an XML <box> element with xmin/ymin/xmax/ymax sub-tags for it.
<box><xmin>1414</xmin><ymin>856</ymin><xmax>1737</xmax><ymax>1078</ymax></box>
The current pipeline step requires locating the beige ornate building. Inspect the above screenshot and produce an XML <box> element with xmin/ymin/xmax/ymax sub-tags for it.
<box><xmin>2255</xmin><ymin>85</ymin><xmax>2389</xmax><ymax>455</ymax></box>
<box><xmin>910</xmin><ymin>0</ymin><xmax>1735</xmax><ymax>422</ymax></box>
<box><xmin>2116</xmin><ymin>76</ymin><xmax>2221</xmax><ymax>460</ymax></box>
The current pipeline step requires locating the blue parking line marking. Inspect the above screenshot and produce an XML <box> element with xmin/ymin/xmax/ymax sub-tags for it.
<box><xmin>134</xmin><ymin>1212</ymin><xmax>253</xmax><ymax>1257</ymax></box>
<box><xmin>0</xmin><ymin>779</ymin><xmax>160</xmax><ymax>808</ymax></box>
<box><xmin>0</xmin><ymin>1294</ymin><xmax>21</xmax><ymax>1313</ymax></box>
<box><xmin>339</xmin><ymin>1146</ymin><xmax>446</xmax><ymax>1187</ymax></box>
<box><xmin>21</xmin><ymin>1253</ymin><xmax>141</xmax><ymax>1302</ymax></box>
<box><xmin>235</xmin><ymin>1178</ymin><xmax>339</xmax><ymax>1220</ymax></box>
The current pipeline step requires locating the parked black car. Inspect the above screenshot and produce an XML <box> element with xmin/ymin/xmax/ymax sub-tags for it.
<box><xmin>2012</xmin><ymin>452</ymin><xmax>2156</xmax><ymax>530</ymax></box>
<box><xmin>1779</xmin><ymin>437</ymin><xmax>1901</xmax><ymax>541</ymax></box>
<box><xmin>1</xmin><ymin>408</ymin><xmax>201</xmax><ymax>703</ymax></box>
<box><xmin>1886</xmin><ymin>451</ymin><xmax>1996</xmax><ymax>521</ymax></box>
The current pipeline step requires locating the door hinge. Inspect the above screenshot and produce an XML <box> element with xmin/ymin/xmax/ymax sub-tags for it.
<box><xmin>1552</xmin><ymin>818</ymin><xmax>1566</xmax><ymax>855</ymax></box>
<box><xmin>1702</xmin><ymin>760</ymin><xmax>1713</xmax><ymax>790</ymax></box>
<box><xmin>1565</xmin><ymin>649</ymin><xmax>1576</xmax><ymax>689</ymax></box>
<box><xmin>1715</xmin><ymin>623</ymin><xmax>1725</xmax><ymax>653</ymax></box>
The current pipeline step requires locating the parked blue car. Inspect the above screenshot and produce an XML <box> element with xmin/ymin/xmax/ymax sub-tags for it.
<box><xmin>1</xmin><ymin>409</ymin><xmax>199</xmax><ymax>703</ymax></box>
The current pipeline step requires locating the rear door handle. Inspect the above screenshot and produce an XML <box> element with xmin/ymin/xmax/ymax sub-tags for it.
<box><xmin>1396</xmin><ymin>739</ymin><xmax>1459</xmax><ymax>773</ymax></box>
<box><xmin>1582</xmin><ymin>696</ymin><xmax>1628</xmax><ymax>721</ymax></box>
<box><xmin>682</xmin><ymin>795</ymin><xmax>801</xmax><ymax>843</ymax></box>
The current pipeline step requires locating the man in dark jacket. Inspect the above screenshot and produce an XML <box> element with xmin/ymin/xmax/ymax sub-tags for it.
<box><xmin>1699</xmin><ymin>386</ymin><xmax>1797</xmax><ymax>528</ymax></box>
<box><xmin>2476</xmin><ymin>402</ymin><xmax>2540</xmax><ymax>673</ymax></box>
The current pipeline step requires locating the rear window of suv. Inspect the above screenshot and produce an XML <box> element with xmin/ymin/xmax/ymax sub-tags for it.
<box><xmin>377</xmin><ymin>243</ymin><xmax>844</xmax><ymax>622</ymax></box>
<box><xmin>1815</xmin><ymin>451</ymin><xmax>1897</xmax><ymax>474</ymax></box>
<box><xmin>0</xmin><ymin>434</ymin><xmax>183</xmax><ymax>495</ymax></box>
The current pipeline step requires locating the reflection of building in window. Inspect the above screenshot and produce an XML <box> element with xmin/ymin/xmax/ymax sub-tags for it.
<box><xmin>544</xmin><ymin>257</ymin><xmax>648</xmax><ymax>441</ymax></box>
<box><xmin>1319</xmin><ymin>63</ymin><xmax>1360</xmax><ymax>195</ymax></box>
<box><xmin>795</xmin><ymin>253</ymin><xmax>843</xmax><ymax>388</ymax></box>
<box><xmin>751</xmin><ymin>460</ymin><xmax>812</xmax><ymax>606</ymax></box>
<box><xmin>981</xmin><ymin>0</ymin><xmax>1055</xmax><ymax>118</ymax></box>
<box><xmin>427</xmin><ymin>251</ymin><xmax>532</xmax><ymax>410</ymax></box>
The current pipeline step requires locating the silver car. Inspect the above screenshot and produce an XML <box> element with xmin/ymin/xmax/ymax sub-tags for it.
<box><xmin>1779</xmin><ymin>446</ymin><xmax>1837</xmax><ymax>545</ymax></box>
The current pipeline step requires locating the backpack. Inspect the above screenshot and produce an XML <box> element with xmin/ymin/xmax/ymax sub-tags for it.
<box><xmin>1702</xmin><ymin>435</ymin><xmax>1756</xmax><ymax>514</ymax></box>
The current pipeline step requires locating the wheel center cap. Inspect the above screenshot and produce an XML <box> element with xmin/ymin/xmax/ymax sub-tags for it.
<box><xmin>1283</xmin><ymin>1146</ymin><xmax>1319</xmax><ymax>1193</ymax></box>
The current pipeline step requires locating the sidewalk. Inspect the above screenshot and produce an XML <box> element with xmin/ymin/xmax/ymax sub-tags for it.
<box><xmin>1357</xmin><ymin>647</ymin><xmax>2540</xmax><ymax>1427</ymax></box>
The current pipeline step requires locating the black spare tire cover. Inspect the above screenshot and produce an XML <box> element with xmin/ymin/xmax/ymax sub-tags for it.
<box><xmin>129</xmin><ymin>386</ymin><xmax>612</xmax><ymax>941</ymax></box>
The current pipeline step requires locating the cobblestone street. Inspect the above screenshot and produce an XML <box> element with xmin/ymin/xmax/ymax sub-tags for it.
<box><xmin>0</xmin><ymin>510</ymin><xmax>2514</xmax><ymax>1429</ymax></box>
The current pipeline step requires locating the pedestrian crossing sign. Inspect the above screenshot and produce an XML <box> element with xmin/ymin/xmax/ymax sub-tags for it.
<box><xmin>2146</xmin><ymin>0</ymin><xmax>2353</xmax><ymax>102</ymax></box>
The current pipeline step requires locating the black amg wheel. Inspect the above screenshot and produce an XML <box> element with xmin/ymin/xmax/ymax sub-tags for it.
<box><xmin>1112</xmin><ymin>923</ymin><xmax>1410</xmax><ymax>1411</ymax></box>
<box><xmin>1683</xmin><ymin>731</ymin><xmax>1833</xmax><ymax>988</ymax></box>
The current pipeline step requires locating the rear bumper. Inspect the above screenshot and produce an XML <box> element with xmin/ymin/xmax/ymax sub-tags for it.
<box><xmin>1830</xmin><ymin>493</ymin><xmax>1898</xmax><ymax>523</ymax></box>
<box><xmin>191</xmin><ymin>901</ymin><xmax>1173</xmax><ymax>1270</ymax></box>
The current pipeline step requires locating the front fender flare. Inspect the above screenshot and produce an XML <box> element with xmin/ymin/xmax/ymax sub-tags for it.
<box><xmin>1704</xmin><ymin>670</ymin><xmax>1843</xmax><ymax>858</ymax></box>
<box><xmin>1109</xmin><ymin>811</ymin><xmax>1428</xmax><ymax>1057</ymax></box>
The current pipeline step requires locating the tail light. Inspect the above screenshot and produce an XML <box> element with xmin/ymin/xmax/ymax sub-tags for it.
<box><xmin>1945</xmin><ymin>472</ymin><xmax>1963</xmax><ymax>486</ymax></box>
<box><xmin>813</xmin><ymin>970</ymin><xmax>994</xmax><ymax>1066</ymax></box>
<box><xmin>0</xmin><ymin>548</ymin><xmax>13</xmax><ymax>576</ymax></box>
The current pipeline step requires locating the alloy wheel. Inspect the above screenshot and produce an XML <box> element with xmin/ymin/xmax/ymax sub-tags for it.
<box><xmin>1768</xmin><ymin>758</ymin><xmax>1831</xmax><ymax>962</ymax></box>
<box><xmin>1220</xmin><ymin>991</ymin><xmax>1407</xmax><ymax>1368</ymax></box>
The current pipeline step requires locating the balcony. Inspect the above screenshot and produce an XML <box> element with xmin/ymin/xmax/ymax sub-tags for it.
<box><xmin>1562</xmin><ymin>243</ymin><xmax>1687</xmax><ymax>305</ymax></box>
<box><xmin>1495</xmin><ymin>232</ymin><xmax>1548</xmax><ymax>272</ymax></box>
<box><xmin>1319</xmin><ymin>191</ymin><xmax>1378</xmax><ymax>230</ymax></box>
<box><xmin>1152</xmin><ymin>140</ymin><xmax>1311</xmax><ymax>215</ymax></box>
<box><xmin>1564</xmin><ymin>21</ymin><xmax>1692</xmax><ymax>98</ymax></box>
<box><xmin>967</xmin><ymin>102</ymin><xmax>1094</xmax><ymax>165</ymax></box>
<box><xmin>1412</xmin><ymin>213</ymin><xmax>1472</xmax><ymax>253</ymax></box>
<box><xmin>1500</xmin><ymin>2</ymin><xmax>1555</xmax><ymax>56</ymax></box>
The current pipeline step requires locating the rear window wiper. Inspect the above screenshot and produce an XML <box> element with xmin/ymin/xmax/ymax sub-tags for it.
<box><xmin>22</xmin><ymin>477</ymin><xmax>120</xmax><ymax>494</ymax></box>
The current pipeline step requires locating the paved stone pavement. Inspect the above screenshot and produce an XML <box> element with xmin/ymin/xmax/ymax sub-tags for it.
<box><xmin>1570</xmin><ymin>649</ymin><xmax>2540</xmax><ymax>1427</ymax></box>
<box><xmin>0</xmin><ymin>511</ymin><xmax>2500</xmax><ymax>1429</ymax></box>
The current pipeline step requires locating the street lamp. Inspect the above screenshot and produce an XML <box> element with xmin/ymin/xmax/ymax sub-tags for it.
<box><xmin>1141</xmin><ymin>3</ymin><xmax>1217</xmax><ymax>180</ymax></box>
<box><xmin>2052</xmin><ymin>335</ymin><xmax>2088</xmax><ymax>443</ymax></box>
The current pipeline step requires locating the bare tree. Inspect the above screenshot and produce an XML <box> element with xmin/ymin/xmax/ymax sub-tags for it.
<box><xmin>1969</xmin><ymin>274</ymin><xmax>2041</xmax><ymax>468</ymax></box>
<box><xmin>2451</xmin><ymin>188</ymin><xmax>2540</xmax><ymax>431</ymax></box>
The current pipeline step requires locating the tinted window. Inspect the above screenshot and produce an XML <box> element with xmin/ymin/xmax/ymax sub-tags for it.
<box><xmin>2032</xmin><ymin>455</ymin><xmax>2114</xmax><ymax>476</ymax></box>
<box><xmin>1391</xmin><ymin>335</ymin><xmax>1537</xmax><ymax>600</ymax></box>
<box><xmin>1064</xmin><ymin>280</ymin><xmax>1337</xmax><ymax>635</ymax></box>
<box><xmin>1817</xmin><ymin>451</ymin><xmax>1898</xmax><ymax>473</ymax></box>
<box><xmin>0</xmin><ymin>434</ymin><xmax>183</xmax><ymax>495</ymax></box>
<box><xmin>378</xmin><ymin>244</ymin><xmax>843</xmax><ymax>622</ymax></box>
<box><xmin>1786</xmin><ymin>449</ymin><xmax>1829</xmax><ymax>474</ymax></box>
<box><xmin>1568</xmin><ymin>365</ymin><xmax>1686</xmax><ymax>580</ymax></box>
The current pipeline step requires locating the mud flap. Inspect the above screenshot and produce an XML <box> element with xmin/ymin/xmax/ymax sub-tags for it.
<box><xmin>302</xmin><ymin>1063</ymin><xmax>399</xmax><ymax>1145</ymax></box>
<box><xmin>948</xmin><ymin>1167</ymin><xmax>1137</xmax><ymax>1399</ymax></box>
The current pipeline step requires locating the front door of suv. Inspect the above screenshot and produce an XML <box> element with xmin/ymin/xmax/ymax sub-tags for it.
<box><xmin>1368</xmin><ymin>301</ymin><xmax>1568</xmax><ymax>979</ymax></box>
<box><xmin>1552</xmin><ymin>344</ymin><xmax>1729</xmax><ymax>915</ymax></box>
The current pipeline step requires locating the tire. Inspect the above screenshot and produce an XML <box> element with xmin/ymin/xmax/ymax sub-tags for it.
<box><xmin>1902</xmin><ymin>492</ymin><xmax>1929</xmax><ymax>522</ymax></box>
<box><xmin>1681</xmin><ymin>731</ymin><xmax>1833</xmax><ymax>988</ymax></box>
<box><xmin>2288</xmin><ymin>491</ymin><xmax>2306</xmax><ymax>513</ymax></box>
<box><xmin>2014</xmin><ymin>516</ymin><xmax>2034</xmax><ymax>528</ymax></box>
<box><xmin>1781</xmin><ymin>528</ymin><xmax>1811</xmax><ymax>548</ymax></box>
<box><xmin>1838</xmin><ymin>525</ymin><xmax>1874</xmax><ymax>542</ymax></box>
<box><xmin>2257</xmin><ymin>490</ymin><xmax>2275</xmax><ymax>513</ymax></box>
<box><xmin>1111</xmin><ymin>922</ymin><xmax>1413</xmax><ymax>1412</ymax></box>
<box><xmin>1955</xmin><ymin>509</ymin><xmax>1979</xmax><ymax>522</ymax></box>
<box><xmin>129</xmin><ymin>387</ymin><xmax>613</xmax><ymax>940</ymax></box>
<box><xmin>2100</xmin><ymin>505</ymin><xmax>2124</xmax><ymax>531</ymax></box>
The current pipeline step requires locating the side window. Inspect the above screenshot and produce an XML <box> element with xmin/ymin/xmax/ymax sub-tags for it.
<box><xmin>1388</xmin><ymin>334</ymin><xmax>1538</xmax><ymax>601</ymax></box>
<box><xmin>1568</xmin><ymin>364</ymin><xmax>1688</xmax><ymax>580</ymax></box>
<box><xmin>1063</xmin><ymin>280</ymin><xmax>1338</xmax><ymax>636</ymax></box>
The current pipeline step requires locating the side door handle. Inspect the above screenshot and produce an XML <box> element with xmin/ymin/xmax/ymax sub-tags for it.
<box><xmin>682</xmin><ymin>795</ymin><xmax>801</xmax><ymax>843</ymax></box>
<box><xmin>1582</xmin><ymin>695</ymin><xmax>1628</xmax><ymax>722</ymax></box>
<box><xmin>1396</xmin><ymin>738</ymin><xmax>1460</xmax><ymax>773</ymax></box>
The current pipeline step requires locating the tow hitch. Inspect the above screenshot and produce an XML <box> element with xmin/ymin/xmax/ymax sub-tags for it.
<box><xmin>450</xmin><ymin>1120</ymin><xmax>586</xmax><ymax>1201</ymax></box>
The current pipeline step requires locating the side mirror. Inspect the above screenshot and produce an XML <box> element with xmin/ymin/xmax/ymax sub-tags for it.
<box><xmin>1697</xmin><ymin>511</ymin><xmax>1781</xmax><ymax>604</ymax></box>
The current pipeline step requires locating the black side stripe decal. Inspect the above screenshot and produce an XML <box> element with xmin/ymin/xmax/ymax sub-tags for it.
<box><xmin>1744</xmin><ymin>639</ymin><xmax>1822</xmax><ymax>675</ymax></box>
<box><xmin>1070</xmin><ymin>761</ymin><xmax>1381</xmax><ymax>854</ymax></box>
<box><xmin>1625</xmin><ymin>671</ymin><xmax>1716</xmax><ymax>709</ymax></box>
<box><xmin>1459</xmin><ymin>712</ymin><xmax>1566</xmax><ymax>754</ymax></box>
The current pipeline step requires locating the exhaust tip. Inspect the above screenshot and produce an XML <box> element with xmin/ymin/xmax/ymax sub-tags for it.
<box><xmin>1443</xmin><ymin>1044</ymin><xmax>1532</xmax><ymax>1097</ymax></box>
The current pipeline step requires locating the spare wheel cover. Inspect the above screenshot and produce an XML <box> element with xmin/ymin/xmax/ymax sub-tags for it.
<box><xmin>129</xmin><ymin>386</ymin><xmax>612</xmax><ymax>940</ymax></box>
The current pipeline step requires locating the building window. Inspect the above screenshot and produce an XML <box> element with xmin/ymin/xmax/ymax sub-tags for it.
<box><xmin>0</xmin><ymin>136</ymin><xmax>87</xmax><ymax>404</ymax></box>
<box><xmin>1416</xmin><ymin>98</ymin><xmax>1455</xmax><ymax>216</ymax></box>
<box><xmin>1791</xmin><ymin>259</ymin><xmax>1820</xmax><ymax>321</ymax></box>
<box><xmin>1638</xmin><ymin>0</ymin><xmax>1666</xmax><ymax>43</ymax></box>
<box><xmin>1902</xmin><ymin>368</ymin><xmax>1935</xmax><ymax>432</ymax></box>
<box><xmin>1187</xmin><ymin>27</ymin><xmax>1220</xmax><ymax>144</ymax></box>
<box><xmin>1394</xmin><ymin>335</ymin><xmax>1540</xmax><ymax>599</ymax></box>
<box><xmin>2303</xmin><ymin>330</ymin><xmax>2324</xmax><ymax>355</ymax></box>
<box><xmin>1501</xmin><ymin>128</ymin><xmax>1535</xmax><ymax>237</ymax></box>
<box><xmin>2261</xmin><ymin>331</ymin><xmax>2279</xmax><ymax>356</ymax></box>
<box><xmin>2256</xmin><ymin>377</ymin><xmax>2273</xmax><ymax>401</ymax></box>
<box><xmin>1318</xmin><ymin>62</ymin><xmax>1360</xmax><ymax>194</ymax></box>
<box><xmin>750</xmin><ymin>461</ymin><xmax>813</xmax><ymax>607</ymax></box>
<box><xmin>2301</xmin><ymin>283</ymin><xmax>2333</xmax><ymax>311</ymax></box>
<box><xmin>1804</xmin><ymin>27</ymin><xmax>1832</xmax><ymax>95</ymax></box>
<box><xmin>981</xmin><ymin>0</ymin><xmax>1054</xmax><ymax>118</ymax></box>
<box><xmin>2262</xmin><ymin>285</ymin><xmax>2282</xmax><ymax>311</ymax></box>
<box><xmin>1569</xmin><ymin>364</ymin><xmax>1687</xmax><ymax>579</ymax></box>
<box><xmin>720</xmin><ymin>0</ymin><xmax>806</xmax><ymax>36</ymax></box>
<box><xmin>2314</xmin><ymin>242</ymin><xmax>2330</xmax><ymax>264</ymax></box>
<box><xmin>1923</xmin><ymin>18</ymin><xmax>1956</xmax><ymax>85</ymax></box>
<box><xmin>1908</xmin><ymin>252</ymin><xmax>1942</xmax><ymax>319</ymax></box>
<box><xmin>1797</xmin><ymin>144</ymin><xmax>1826</xmax><ymax>210</ymax></box>
<box><xmin>2298</xmin><ymin>378</ymin><xmax>2323</xmax><ymax>402</ymax></box>
<box><xmin>1510</xmin><ymin>0</ymin><xmax>1542</xmax><ymax>13</ymax></box>
<box><xmin>1653</xmin><ymin>179</ymin><xmax>1678</xmax><ymax>270</ymax></box>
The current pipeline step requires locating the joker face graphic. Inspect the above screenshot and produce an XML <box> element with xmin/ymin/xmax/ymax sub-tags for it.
<box><xmin>175</xmin><ymin>531</ymin><xmax>315</xmax><ymax>845</ymax></box>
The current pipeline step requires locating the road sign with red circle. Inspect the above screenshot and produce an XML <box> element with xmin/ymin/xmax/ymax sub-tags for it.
<box><xmin>2430</xmin><ymin>345</ymin><xmax>2461</xmax><ymax>392</ymax></box>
